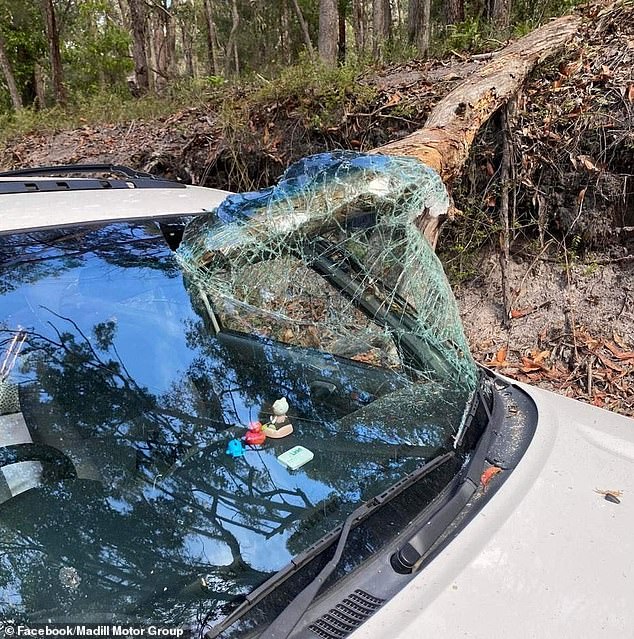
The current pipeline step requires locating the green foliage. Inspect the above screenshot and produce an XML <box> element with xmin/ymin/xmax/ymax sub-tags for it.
<box><xmin>0</xmin><ymin>84</ymin><xmax>217</xmax><ymax>145</ymax></box>
<box><xmin>62</xmin><ymin>0</ymin><xmax>133</xmax><ymax>95</ymax></box>
<box><xmin>252</xmin><ymin>59</ymin><xmax>377</xmax><ymax>130</ymax></box>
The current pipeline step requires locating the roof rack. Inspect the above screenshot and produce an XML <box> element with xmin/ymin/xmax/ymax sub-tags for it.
<box><xmin>0</xmin><ymin>164</ymin><xmax>186</xmax><ymax>194</ymax></box>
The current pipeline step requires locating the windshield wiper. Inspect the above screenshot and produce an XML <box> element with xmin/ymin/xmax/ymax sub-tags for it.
<box><xmin>206</xmin><ymin>451</ymin><xmax>455</xmax><ymax>639</ymax></box>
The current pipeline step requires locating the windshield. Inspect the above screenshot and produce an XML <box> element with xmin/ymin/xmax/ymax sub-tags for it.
<box><xmin>0</xmin><ymin>153</ymin><xmax>478</xmax><ymax>632</ymax></box>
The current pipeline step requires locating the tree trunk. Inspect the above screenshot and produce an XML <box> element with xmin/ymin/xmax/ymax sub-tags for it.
<box><xmin>41</xmin><ymin>0</ymin><xmax>66</xmax><ymax>105</ymax></box>
<box><xmin>338</xmin><ymin>0</ymin><xmax>347</xmax><ymax>62</ymax></box>
<box><xmin>33</xmin><ymin>62</ymin><xmax>46</xmax><ymax>108</ymax></box>
<box><xmin>373</xmin><ymin>13</ymin><xmax>581</xmax><ymax>247</ymax></box>
<box><xmin>318</xmin><ymin>0</ymin><xmax>338</xmax><ymax>65</ymax></box>
<box><xmin>179</xmin><ymin>13</ymin><xmax>195</xmax><ymax>77</ymax></box>
<box><xmin>372</xmin><ymin>0</ymin><xmax>391</xmax><ymax>61</ymax></box>
<box><xmin>488</xmin><ymin>0</ymin><xmax>511</xmax><ymax>28</ymax></box>
<box><xmin>203</xmin><ymin>0</ymin><xmax>221</xmax><ymax>76</ymax></box>
<box><xmin>154</xmin><ymin>1</ymin><xmax>176</xmax><ymax>89</ymax></box>
<box><xmin>407</xmin><ymin>0</ymin><xmax>431</xmax><ymax>58</ymax></box>
<box><xmin>444</xmin><ymin>0</ymin><xmax>465</xmax><ymax>24</ymax></box>
<box><xmin>290</xmin><ymin>0</ymin><xmax>315</xmax><ymax>58</ymax></box>
<box><xmin>0</xmin><ymin>29</ymin><xmax>22</xmax><ymax>110</ymax></box>
<box><xmin>127</xmin><ymin>0</ymin><xmax>150</xmax><ymax>92</ymax></box>
<box><xmin>224</xmin><ymin>0</ymin><xmax>240</xmax><ymax>77</ymax></box>
<box><xmin>351</xmin><ymin>0</ymin><xmax>366</xmax><ymax>56</ymax></box>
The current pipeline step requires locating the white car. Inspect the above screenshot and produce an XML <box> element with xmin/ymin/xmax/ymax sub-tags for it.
<box><xmin>0</xmin><ymin>158</ymin><xmax>632</xmax><ymax>639</ymax></box>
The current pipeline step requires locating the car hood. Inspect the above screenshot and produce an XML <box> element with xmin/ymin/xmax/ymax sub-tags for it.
<box><xmin>351</xmin><ymin>382</ymin><xmax>634</xmax><ymax>639</ymax></box>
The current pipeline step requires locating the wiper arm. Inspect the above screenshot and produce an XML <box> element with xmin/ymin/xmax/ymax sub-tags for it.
<box><xmin>206</xmin><ymin>452</ymin><xmax>455</xmax><ymax>639</ymax></box>
<box><xmin>258</xmin><ymin>499</ymin><xmax>366</xmax><ymax>639</ymax></box>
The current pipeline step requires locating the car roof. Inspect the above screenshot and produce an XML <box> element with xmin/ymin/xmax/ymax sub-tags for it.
<box><xmin>0</xmin><ymin>179</ymin><xmax>230</xmax><ymax>233</ymax></box>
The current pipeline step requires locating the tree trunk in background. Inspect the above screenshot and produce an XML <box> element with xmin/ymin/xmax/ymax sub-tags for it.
<box><xmin>281</xmin><ymin>1</ymin><xmax>292</xmax><ymax>64</ymax></box>
<box><xmin>180</xmin><ymin>19</ymin><xmax>195</xmax><ymax>77</ymax></box>
<box><xmin>224</xmin><ymin>0</ymin><xmax>240</xmax><ymax>76</ymax></box>
<box><xmin>488</xmin><ymin>0</ymin><xmax>511</xmax><ymax>28</ymax></box>
<box><xmin>338</xmin><ymin>0</ymin><xmax>347</xmax><ymax>62</ymax></box>
<box><xmin>373</xmin><ymin>13</ymin><xmax>581</xmax><ymax>248</ymax></box>
<box><xmin>154</xmin><ymin>2</ymin><xmax>177</xmax><ymax>89</ymax></box>
<box><xmin>408</xmin><ymin>0</ymin><xmax>431</xmax><ymax>58</ymax></box>
<box><xmin>291</xmin><ymin>0</ymin><xmax>315</xmax><ymax>58</ymax></box>
<box><xmin>318</xmin><ymin>0</ymin><xmax>338</xmax><ymax>65</ymax></box>
<box><xmin>351</xmin><ymin>0</ymin><xmax>366</xmax><ymax>56</ymax></box>
<box><xmin>372</xmin><ymin>0</ymin><xmax>391</xmax><ymax>61</ymax></box>
<box><xmin>41</xmin><ymin>0</ymin><xmax>66</xmax><ymax>105</ymax></box>
<box><xmin>0</xmin><ymin>29</ymin><xmax>22</xmax><ymax>110</ymax></box>
<box><xmin>127</xmin><ymin>0</ymin><xmax>150</xmax><ymax>92</ymax></box>
<box><xmin>444</xmin><ymin>0</ymin><xmax>465</xmax><ymax>24</ymax></box>
<box><xmin>203</xmin><ymin>0</ymin><xmax>221</xmax><ymax>75</ymax></box>
<box><xmin>33</xmin><ymin>62</ymin><xmax>46</xmax><ymax>108</ymax></box>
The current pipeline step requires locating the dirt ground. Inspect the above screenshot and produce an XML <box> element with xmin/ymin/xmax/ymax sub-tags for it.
<box><xmin>455</xmin><ymin>248</ymin><xmax>634</xmax><ymax>415</ymax></box>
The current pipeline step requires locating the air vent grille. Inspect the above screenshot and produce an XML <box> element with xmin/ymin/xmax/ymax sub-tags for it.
<box><xmin>308</xmin><ymin>589</ymin><xmax>385</xmax><ymax>639</ymax></box>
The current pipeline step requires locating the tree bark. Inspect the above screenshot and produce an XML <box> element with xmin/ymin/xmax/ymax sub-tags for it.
<box><xmin>373</xmin><ymin>13</ymin><xmax>581</xmax><ymax>247</ymax></box>
<box><xmin>41</xmin><ymin>0</ymin><xmax>66</xmax><ymax>105</ymax></box>
<box><xmin>318</xmin><ymin>0</ymin><xmax>338</xmax><ymax>65</ymax></box>
<box><xmin>372</xmin><ymin>0</ymin><xmax>391</xmax><ymax>61</ymax></box>
<box><xmin>407</xmin><ymin>0</ymin><xmax>431</xmax><ymax>58</ymax></box>
<box><xmin>290</xmin><ymin>0</ymin><xmax>315</xmax><ymax>59</ymax></box>
<box><xmin>127</xmin><ymin>0</ymin><xmax>150</xmax><ymax>92</ymax></box>
<box><xmin>444</xmin><ymin>0</ymin><xmax>465</xmax><ymax>24</ymax></box>
<box><xmin>0</xmin><ymin>29</ymin><xmax>22</xmax><ymax>110</ymax></box>
<box><xmin>351</xmin><ymin>0</ymin><xmax>366</xmax><ymax>55</ymax></box>
<box><xmin>488</xmin><ymin>0</ymin><xmax>512</xmax><ymax>28</ymax></box>
<box><xmin>338</xmin><ymin>0</ymin><xmax>347</xmax><ymax>62</ymax></box>
<box><xmin>224</xmin><ymin>0</ymin><xmax>240</xmax><ymax>77</ymax></box>
<box><xmin>202</xmin><ymin>0</ymin><xmax>221</xmax><ymax>76</ymax></box>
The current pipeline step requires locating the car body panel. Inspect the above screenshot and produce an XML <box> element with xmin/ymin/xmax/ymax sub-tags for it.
<box><xmin>0</xmin><ymin>182</ymin><xmax>229</xmax><ymax>232</ymax></box>
<box><xmin>350</xmin><ymin>382</ymin><xmax>634</xmax><ymax>639</ymax></box>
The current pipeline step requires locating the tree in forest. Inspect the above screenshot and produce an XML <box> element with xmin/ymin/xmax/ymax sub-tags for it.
<box><xmin>291</xmin><ymin>0</ymin><xmax>315</xmax><ymax>59</ymax></box>
<box><xmin>351</xmin><ymin>0</ymin><xmax>367</xmax><ymax>55</ymax></box>
<box><xmin>127</xmin><ymin>0</ymin><xmax>150</xmax><ymax>93</ymax></box>
<box><xmin>0</xmin><ymin>26</ymin><xmax>22</xmax><ymax>110</ymax></box>
<box><xmin>224</xmin><ymin>0</ymin><xmax>240</xmax><ymax>77</ymax></box>
<box><xmin>202</xmin><ymin>0</ymin><xmax>221</xmax><ymax>75</ymax></box>
<box><xmin>444</xmin><ymin>0</ymin><xmax>465</xmax><ymax>24</ymax></box>
<box><xmin>40</xmin><ymin>0</ymin><xmax>66</xmax><ymax>104</ymax></box>
<box><xmin>318</xmin><ymin>0</ymin><xmax>338</xmax><ymax>65</ymax></box>
<box><xmin>407</xmin><ymin>0</ymin><xmax>430</xmax><ymax>58</ymax></box>
<box><xmin>372</xmin><ymin>0</ymin><xmax>391</xmax><ymax>61</ymax></box>
<box><xmin>488</xmin><ymin>0</ymin><xmax>512</xmax><ymax>27</ymax></box>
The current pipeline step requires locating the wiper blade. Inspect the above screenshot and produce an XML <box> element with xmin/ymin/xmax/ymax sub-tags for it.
<box><xmin>206</xmin><ymin>451</ymin><xmax>454</xmax><ymax>639</ymax></box>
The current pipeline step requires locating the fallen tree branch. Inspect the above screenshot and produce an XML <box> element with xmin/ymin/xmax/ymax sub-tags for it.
<box><xmin>372</xmin><ymin>12</ymin><xmax>583</xmax><ymax>246</ymax></box>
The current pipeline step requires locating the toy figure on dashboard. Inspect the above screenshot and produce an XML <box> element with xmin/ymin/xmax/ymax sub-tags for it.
<box><xmin>263</xmin><ymin>397</ymin><xmax>294</xmax><ymax>439</ymax></box>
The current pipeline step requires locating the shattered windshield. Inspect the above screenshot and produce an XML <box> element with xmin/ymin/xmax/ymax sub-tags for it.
<box><xmin>0</xmin><ymin>153</ymin><xmax>477</xmax><ymax>630</ymax></box>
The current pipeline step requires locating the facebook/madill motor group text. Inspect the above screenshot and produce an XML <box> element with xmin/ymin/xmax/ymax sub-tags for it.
<box><xmin>10</xmin><ymin>626</ymin><xmax>184</xmax><ymax>637</ymax></box>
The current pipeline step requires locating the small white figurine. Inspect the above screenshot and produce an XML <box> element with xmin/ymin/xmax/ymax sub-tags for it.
<box><xmin>263</xmin><ymin>397</ymin><xmax>294</xmax><ymax>439</ymax></box>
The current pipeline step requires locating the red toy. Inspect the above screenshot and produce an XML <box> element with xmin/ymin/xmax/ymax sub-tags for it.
<box><xmin>244</xmin><ymin>421</ymin><xmax>266</xmax><ymax>446</ymax></box>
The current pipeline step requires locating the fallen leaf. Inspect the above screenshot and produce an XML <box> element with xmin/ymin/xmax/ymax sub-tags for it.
<box><xmin>384</xmin><ymin>92</ymin><xmax>402</xmax><ymax>107</ymax></box>
<box><xmin>480</xmin><ymin>466</ymin><xmax>502</xmax><ymax>491</ymax></box>
<box><xmin>596</xmin><ymin>352</ymin><xmax>625</xmax><ymax>373</ymax></box>
<box><xmin>627</xmin><ymin>84</ymin><xmax>634</xmax><ymax>103</ymax></box>
<box><xmin>613</xmin><ymin>331</ymin><xmax>629</xmax><ymax>350</ymax></box>
<box><xmin>577</xmin><ymin>155</ymin><xmax>598</xmax><ymax>172</ymax></box>
<box><xmin>605</xmin><ymin>341</ymin><xmax>634</xmax><ymax>361</ymax></box>
<box><xmin>511</xmin><ymin>307</ymin><xmax>532</xmax><ymax>319</ymax></box>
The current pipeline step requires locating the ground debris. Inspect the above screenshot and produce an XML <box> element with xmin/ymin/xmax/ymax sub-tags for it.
<box><xmin>477</xmin><ymin>326</ymin><xmax>634</xmax><ymax>417</ymax></box>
